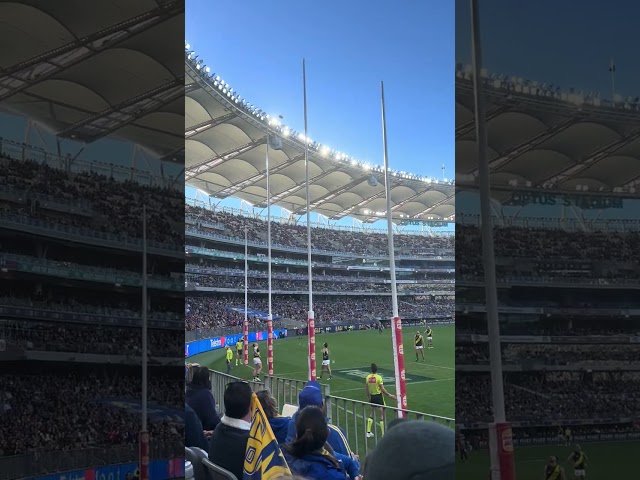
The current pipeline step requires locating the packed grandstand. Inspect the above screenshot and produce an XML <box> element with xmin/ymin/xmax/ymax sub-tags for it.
<box><xmin>0</xmin><ymin>143</ymin><xmax>184</xmax><ymax>478</ymax></box>
<box><xmin>455</xmin><ymin>63</ymin><xmax>640</xmax><ymax>452</ymax></box>
<box><xmin>185</xmin><ymin>204</ymin><xmax>454</xmax><ymax>337</ymax></box>
<box><xmin>184</xmin><ymin>47</ymin><xmax>455</xmax><ymax>344</ymax></box>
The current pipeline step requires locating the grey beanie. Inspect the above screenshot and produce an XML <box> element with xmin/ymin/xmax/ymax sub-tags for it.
<box><xmin>363</xmin><ymin>420</ymin><xmax>455</xmax><ymax>480</ymax></box>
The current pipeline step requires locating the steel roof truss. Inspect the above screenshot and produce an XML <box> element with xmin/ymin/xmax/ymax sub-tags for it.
<box><xmin>56</xmin><ymin>77</ymin><xmax>185</xmax><ymax>142</ymax></box>
<box><xmin>0</xmin><ymin>1</ymin><xmax>184</xmax><ymax>102</ymax></box>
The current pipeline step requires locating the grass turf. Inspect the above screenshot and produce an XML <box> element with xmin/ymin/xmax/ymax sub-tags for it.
<box><xmin>456</xmin><ymin>441</ymin><xmax>639</xmax><ymax>479</ymax></box>
<box><xmin>190</xmin><ymin>326</ymin><xmax>454</xmax><ymax>456</ymax></box>
<box><xmin>191</xmin><ymin>325</ymin><xmax>454</xmax><ymax>419</ymax></box>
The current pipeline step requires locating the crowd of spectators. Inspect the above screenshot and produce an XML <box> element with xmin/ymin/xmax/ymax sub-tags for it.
<box><xmin>185</xmin><ymin>295</ymin><xmax>454</xmax><ymax>330</ymax></box>
<box><xmin>457</xmin><ymin>371</ymin><xmax>640</xmax><ymax>425</ymax></box>
<box><xmin>0</xmin><ymin>153</ymin><xmax>183</xmax><ymax>246</ymax></box>
<box><xmin>186</xmin><ymin>205</ymin><xmax>453</xmax><ymax>257</ymax></box>
<box><xmin>186</xmin><ymin>265</ymin><xmax>454</xmax><ymax>283</ymax></box>
<box><xmin>186</xmin><ymin>366</ymin><xmax>454</xmax><ymax>480</ymax></box>
<box><xmin>457</xmin><ymin>225</ymin><xmax>640</xmax><ymax>282</ymax></box>
<box><xmin>186</xmin><ymin>274</ymin><xmax>441</xmax><ymax>293</ymax></box>
<box><xmin>0</xmin><ymin>295</ymin><xmax>180</xmax><ymax>324</ymax></box>
<box><xmin>2</xmin><ymin>321</ymin><xmax>181</xmax><ymax>357</ymax></box>
<box><xmin>0</xmin><ymin>369</ymin><xmax>183</xmax><ymax>457</ymax></box>
<box><xmin>456</xmin><ymin>343</ymin><xmax>640</xmax><ymax>366</ymax></box>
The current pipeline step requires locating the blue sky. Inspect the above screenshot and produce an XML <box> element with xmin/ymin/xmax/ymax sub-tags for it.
<box><xmin>456</xmin><ymin>0</ymin><xmax>640</xmax><ymax>100</ymax></box>
<box><xmin>186</xmin><ymin>0</ymin><xmax>454</xmax><ymax>180</ymax></box>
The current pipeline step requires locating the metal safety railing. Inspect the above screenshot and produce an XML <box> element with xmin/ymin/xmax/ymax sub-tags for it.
<box><xmin>204</xmin><ymin>368</ymin><xmax>454</xmax><ymax>457</ymax></box>
<box><xmin>328</xmin><ymin>394</ymin><xmax>454</xmax><ymax>457</ymax></box>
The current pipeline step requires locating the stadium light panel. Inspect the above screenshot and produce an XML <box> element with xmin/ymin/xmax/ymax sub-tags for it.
<box><xmin>205</xmin><ymin>66</ymin><xmax>210</xmax><ymax>73</ymax></box>
<box><xmin>185</xmin><ymin>43</ymin><xmax>191</xmax><ymax>49</ymax></box>
<box><xmin>196</xmin><ymin>64</ymin><xmax>201</xmax><ymax>70</ymax></box>
<box><xmin>282</xmin><ymin>128</ymin><xmax>290</xmax><ymax>137</ymax></box>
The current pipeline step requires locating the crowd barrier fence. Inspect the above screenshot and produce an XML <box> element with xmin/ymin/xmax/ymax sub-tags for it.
<box><xmin>205</xmin><ymin>368</ymin><xmax>454</xmax><ymax>457</ymax></box>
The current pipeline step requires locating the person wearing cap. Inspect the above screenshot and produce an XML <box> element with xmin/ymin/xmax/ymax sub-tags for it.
<box><xmin>362</xmin><ymin>420</ymin><xmax>454</xmax><ymax>480</ymax></box>
<box><xmin>285</xmin><ymin>381</ymin><xmax>353</xmax><ymax>458</ymax></box>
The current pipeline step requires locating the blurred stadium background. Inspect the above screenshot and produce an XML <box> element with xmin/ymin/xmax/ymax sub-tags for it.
<box><xmin>0</xmin><ymin>1</ymin><xmax>184</xmax><ymax>479</ymax></box>
<box><xmin>455</xmin><ymin>63</ymin><xmax>640</xmax><ymax>478</ymax></box>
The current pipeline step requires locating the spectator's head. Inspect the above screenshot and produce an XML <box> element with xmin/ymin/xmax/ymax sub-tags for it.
<box><xmin>371</xmin><ymin>363</ymin><xmax>378</xmax><ymax>374</ymax></box>
<box><xmin>256</xmin><ymin>389</ymin><xmax>279</xmax><ymax>419</ymax></box>
<box><xmin>298</xmin><ymin>380</ymin><xmax>323</xmax><ymax>410</ymax></box>
<box><xmin>224</xmin><ymin>381</ymin><xmax>253</xmax><ymax>420</ymax></box>
<box><xmin>288</xmin><ymin>406</ymin><xmax>329</xmax><ymax>456</ymax></box>
<box><xmin>363</xmin><ymin>420</ymin><xmax>454</xmax><ymax>480</ymax></box>
<box><xmin>190</xmin><ymin>366</ymin><xmax>211</xmax><ymax>390</ymax></box>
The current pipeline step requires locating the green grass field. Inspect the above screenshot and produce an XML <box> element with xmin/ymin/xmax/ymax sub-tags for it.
<box><xmin>190</xmin><ymin>325</ymin><xmax>454</xmax><ymax>456</ymax></box>
<box><xmin>191</xmin><ymin>325</ymin><xmax>454</xmax><ymax>419</ymax></box>
<box><xmin>456</xmin><ymin>441</ymin><xmax>639</xmax><ymax>479</ymax></box>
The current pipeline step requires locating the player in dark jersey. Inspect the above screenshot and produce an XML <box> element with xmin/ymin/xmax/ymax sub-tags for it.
<box><xmin>544</xmin><ymin>456</ymin><xmax>566</xmax><ymax>480</ymax></box>
<box><xmin>378</xmin><ymin>322</ymin><xmax>384</xmax><ymax>333</ymax></box>
<box><xmin>414</xmin><ymin>331</ymin><xmax>425</xmax><ymax>361</ymax></box>
<box><xmin>567</xmin><ymin>445</ymin><xmax>587</xmax><ymax>479</ymax></box>
<box><xmin>424</xmin><ymin>326</ymin><xmax>433</xmax><ymax>348</ymax></box>
<box><xmin>252</xmin><ymin>343</ymin><xmax>262</xmax><ymax>381</ymax></box>
<box><xmin>319</xmin><ymin>342</ymin><xmax>332</xmax><ymax>380</ymax></box>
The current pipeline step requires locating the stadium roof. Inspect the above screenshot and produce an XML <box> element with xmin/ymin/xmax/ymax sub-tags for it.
<box><xmin>185</xmin><ymin>51</ymin><xmax>455</xmax><ymax>223</ymax></box>
<box><xmin>0</xmin><ymin>0</ymin><xmax>184</xmax><ymax>163</ymax></box>
<box><xmin>456</xmin><ymin>65</ymin><xmax>640</xmax><ymax>200</ymax></box>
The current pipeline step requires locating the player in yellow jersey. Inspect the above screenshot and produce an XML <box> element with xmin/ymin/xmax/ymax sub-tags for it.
<box><xmin>235</xmin><ymin>338</ymin><xmax>243</xmax><ymax>365</ymax></box>
<box><xmin>567</xmin><ymin>445</ymin><xmax>587</xmax><ymax>479</ymax></box>
<box><xmin>364</xmin><ymin>363</ymin><xmax>396</xmax><ymax>438</ymax></box>
<box><xmin>225</xmin><ymin>345</ymin><xmax>233</xmax><ymax>374</ymax></box>
<box><xmin>544</xmin><ymin>456</ymin><xmax>566</xmax><ymax>480</ymax></box>
<box><xmin>424</xmin><ymin>326</ymin><xmax>433</xmax><ymax>348</ymax></box>
<box><xmin>415</xmin><ymin>331</ymin><xmax>426</xmax><ymax>361</ymax></box>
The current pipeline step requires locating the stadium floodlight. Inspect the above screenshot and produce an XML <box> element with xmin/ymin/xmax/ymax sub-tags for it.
<box><xmin>320</xmin><ymin>146</ymin><xmax>330</xmax><ymax>157</ymax></box>
<box><xmin>205</xmin><ymin>66</ymin><xmax>210</xmax><ymax>73</ymax></box>
<box><xmin>185</xmin><ymin>43</ymin><xmax>191</xmax><ymax>49</ymax></box>
<box><xmin>282</xmin><ymin>127</ymin><xmax>290</xmax><ymax>137</ymax></box>
<box><xmin>196</xmin><ymin>64</ymin><xmax>201</xmax><ymax>70</ymax></box>
<box><xmin>215</xmin><ymin>76</ymin><xmax>221</xmax><ymax>81</ymax></box>
<box><xmin>297</xmin><ymin>133</ymin><xmax>305</xmax><ymax>141</ymax></box>
<box><xmin>351</xmin><ymin>160</ymin><xmax>357</xmax><ymax>166</ymax></box>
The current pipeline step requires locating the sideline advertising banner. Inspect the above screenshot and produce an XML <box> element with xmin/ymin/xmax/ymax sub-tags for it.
<box><xmin>185</xmin><ymin>329</ymin><xmax>288</xmax><ymax>358</ymax></box>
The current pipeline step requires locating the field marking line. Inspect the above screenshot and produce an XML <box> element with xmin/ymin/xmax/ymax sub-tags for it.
<box><xmin>332</xmin><ymin>377</ymin><xmax>455</xmax><ymax>394</ymax></box>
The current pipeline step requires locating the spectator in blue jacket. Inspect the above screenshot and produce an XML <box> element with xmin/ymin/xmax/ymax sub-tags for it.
<box><xmin>256</xmin><ymin>389</ymin><xmax>291</xmax><ymax>444</ymax></box>
<box><xmin>283</xmin><ymin>406</ymin><xmax>360</xmax><ymax>480</ymax></box>
<box><xmin>285</xmin><ymin>381</ymin><xmax>353</xmax><ymax>457</ymax></box>
<box><xmin>186</xmin><ymin>366</ymin><xmax>221</xmax><ymax>431</ymax></box>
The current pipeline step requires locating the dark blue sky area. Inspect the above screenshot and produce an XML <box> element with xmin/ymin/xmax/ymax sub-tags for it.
<box><xmin>186</xmin><ymin>0</ymin><xmax>454</xmax><ymax>179</ymax></box>
<box><xmin>456</xmin><ymin>0</ymin><xmax>640</xmax><ymax>99</ymax></box>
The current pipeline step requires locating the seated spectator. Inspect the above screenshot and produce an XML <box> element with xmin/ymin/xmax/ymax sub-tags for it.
<box><xmin>285</xmin><ymin>381</ymin><xmax>352</xmax><ymax>457</ymax></box>
<box><xmin>208</xmin><ymin>381</ymin><xmax>252</xmax><ymax>480</ymax></box>
<box><xmin>283</xmin><ymin>406</ymin><xmax>359</xmax><ymax>480</ymax></box>
<box><xmin>186</xmin><ymin>366</ymin><xmax>221</xmax><ymax>431</ymax></box>
<box><xmin>363</xmin><ymin>420</ymin><xmax>454</xmax><ymax>480</ymax></box>
<box><xmin>256</xmin><ymin>389</ymin><xmax>291</xmax><ymax>444</ymax></box>
<box><xmin>185</xmin><ymin>403</ymin><xmax>208</xmax><ymax>451</ymax></box>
